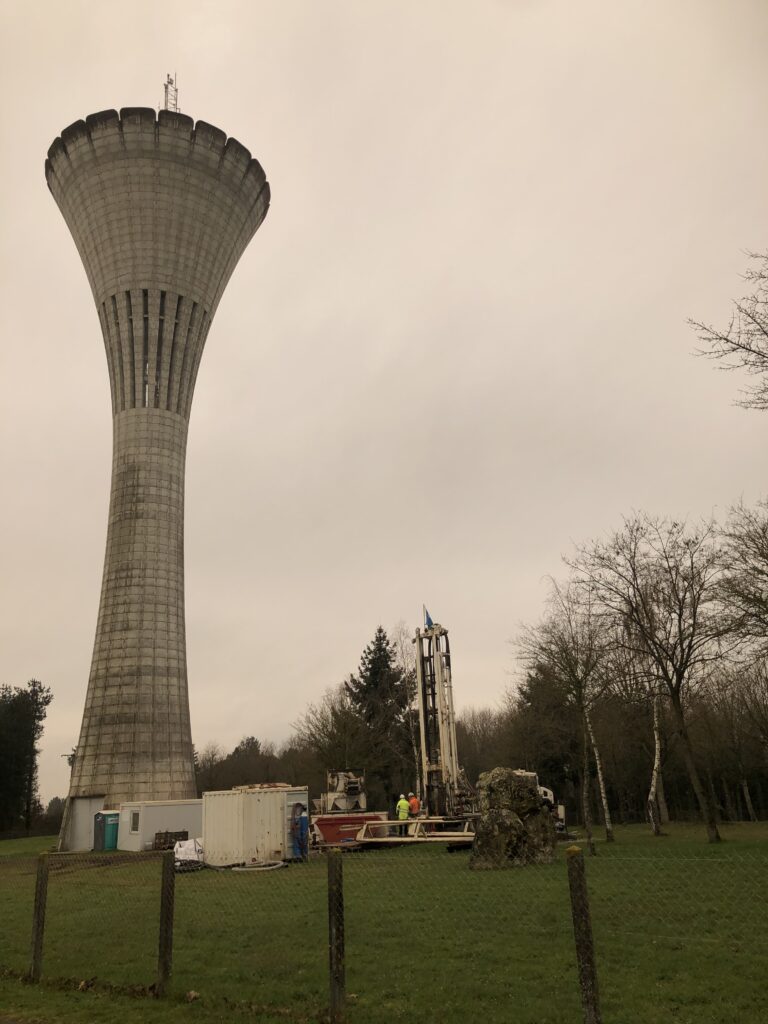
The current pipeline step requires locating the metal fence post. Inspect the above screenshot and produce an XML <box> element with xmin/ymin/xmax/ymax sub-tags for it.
<box><xmin>566</xmin><ymin>845</ymin><xmax>602</xmax><ymax>1024</ymax></box>
<box><xmin>156</xmin><ymin>850</ymin><xmax>175</xmax><ymax>997</ymax></box>
<box><xmin>29</xmin><ymin>852</ymin><xmax>50</xmax><ymax>982</ymax></box>
<box><xmin>327</xmin><ymin>848</ymin><xmax>346</xmax><ymax>1022</ymax></box>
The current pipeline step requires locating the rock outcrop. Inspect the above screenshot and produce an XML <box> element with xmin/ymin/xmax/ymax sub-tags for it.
<box><xmin>469</xmin><ymin>767</ymin><xmax>556</xmax><ymax>869</ymax></box>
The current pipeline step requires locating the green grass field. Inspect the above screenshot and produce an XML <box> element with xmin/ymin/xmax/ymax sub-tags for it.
<box><xmin>1</xmin><ymin>823</ymin><xmax>767</xmax><ymax>1024</ymax></box>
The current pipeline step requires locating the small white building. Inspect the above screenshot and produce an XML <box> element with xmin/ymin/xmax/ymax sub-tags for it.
<box><xmin>203</xmin><ymin>785</ymin><xmax>309</xmax><ymax>866</ymax></box>
<box><xmin>62</xmin><ymin>796</ymin><xmax>115</xmax><ymax>852</ymax></box>
<box><xmin>117</xmin><ymin>799</ymin><xmax>202</xmax><ymax>852</ymax></box>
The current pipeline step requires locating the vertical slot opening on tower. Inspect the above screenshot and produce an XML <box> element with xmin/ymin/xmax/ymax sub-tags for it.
<box><xmin>111</xmin><ymin>295</ymin><xmax>125</xmax><ymax>412</ymax></box>
<box><xmin>142</xmin><ymin>289</ymin><xmax>149</xmax><ymax>408</ymax></box>
<box><xmin>166</xmin><ymin>296</ymin><xmax>182</xmax><ymax>411</ymax></box>
<box><xmin>125</xmin><ymin>291</ymin><xmax>135</xmax><ymax>409</ymax></box>
<box><xmin>155</xmin><ymin>291</ymin><xmax>166</xmax><ymax>408</ymax></box>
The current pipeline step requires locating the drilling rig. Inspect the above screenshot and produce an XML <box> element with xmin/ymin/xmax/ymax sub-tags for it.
<box><xmin>414</xmin><ymin>618</ymin><xmax>475</xmax><ymax>818</ymax></box>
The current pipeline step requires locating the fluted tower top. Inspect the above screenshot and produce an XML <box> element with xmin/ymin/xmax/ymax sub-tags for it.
<box><xmin>46</xmin><ymin>107</ymin><xmax>270</xmax><ymax>316</ymax></box>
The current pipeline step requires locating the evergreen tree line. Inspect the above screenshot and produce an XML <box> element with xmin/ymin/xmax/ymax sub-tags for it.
<box><xmin>0</xmin><ymin>680</ymin><xmax>58</xmax><ymax>836</ymax></box>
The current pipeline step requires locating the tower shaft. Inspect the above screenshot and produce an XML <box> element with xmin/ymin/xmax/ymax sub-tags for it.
<box><xmin>46</xmin><ymin>108</ymin><xmax>269</xmax><ymax>846</ymax></box>
<box><xmin>81</xmin><ymin>409</ymin><xmax>191</xmax><ymax>803</ymax></box>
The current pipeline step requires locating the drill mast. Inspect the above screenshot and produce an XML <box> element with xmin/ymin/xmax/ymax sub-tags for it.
<box><xmin>414</xmin><ymin>621</ymin><xmax>474</xmax><ymax>817</ymax></box>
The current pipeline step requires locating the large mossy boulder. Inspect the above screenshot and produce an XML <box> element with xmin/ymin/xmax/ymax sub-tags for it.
<box><xmin>469</xmin><ymin>767</ymin><xmax>556</xmax><ymax>869</ymax></box>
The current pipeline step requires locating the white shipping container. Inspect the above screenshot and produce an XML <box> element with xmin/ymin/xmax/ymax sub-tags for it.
<box><xmin>202</xmin><ymin>786</ymin><xmax>309</xmax><ymax>866</ymax></box>
<box><xmin>117</xmin><ymin>799</ymin><xmax>203</xmax><ymax>852</ymax></box>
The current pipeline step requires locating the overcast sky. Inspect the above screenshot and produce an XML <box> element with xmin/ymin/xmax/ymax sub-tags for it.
<box><xmin>2</xmin><ymin>0</ymin><xmax>767</xmax><ymax>804</ymax></box>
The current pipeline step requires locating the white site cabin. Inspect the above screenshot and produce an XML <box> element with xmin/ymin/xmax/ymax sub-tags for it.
<box><xmin>203</xmin><ymin>786</ymin><xmax>309</xmax><ymax>866</ymax></box>
<box><xmin>117</xmin><ymin>799</ymin><xmax>202</xmax><ymax>852</ymax></box>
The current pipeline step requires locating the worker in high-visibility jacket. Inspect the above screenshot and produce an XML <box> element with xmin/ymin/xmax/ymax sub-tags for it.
<box><xmin>408</xmin><ymin>792</ymin><xmax>421</xmax><ymax>817</ymax></box>
<box><xmin>396</xmin><ymin>793</ymin><xmax>410</xmax><ymax>837</ymax></box>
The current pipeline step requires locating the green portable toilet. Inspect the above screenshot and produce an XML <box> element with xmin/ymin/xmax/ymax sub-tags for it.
<box><xmin>94</xmin><ymin>811</ymin><xmax>120</xmax><ymax>851</ymax></box>
<box><xmin>104</xmin><ymin>812</ymin><xmax>119</xmax><ymax>850</ymax></box>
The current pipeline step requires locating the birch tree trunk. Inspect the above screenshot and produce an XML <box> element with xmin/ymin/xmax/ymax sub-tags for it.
<box><xmin>741</xmin><ymin>778</ymin><xmax>758</xmax><ymax>822</ymax></box>
<box><xmin>585</xmin><ymin>709</ymin><xmax>614</xmax><ymax>843</ymax></box>
<box><xmin>581</xmin><ymin>713</ymin><xmax>596</xmax><ymax>856</ymax></box>
<box><xmin>646</xmin><ymin>690</ymin><xmax>662</xmax><ymax>836</ymax></box>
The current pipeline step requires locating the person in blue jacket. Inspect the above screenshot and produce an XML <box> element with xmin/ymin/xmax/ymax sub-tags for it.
<box><xmin>292</xmin><ymin>804</ymin><xmax>309</xmax><ymax>860</ymax></box>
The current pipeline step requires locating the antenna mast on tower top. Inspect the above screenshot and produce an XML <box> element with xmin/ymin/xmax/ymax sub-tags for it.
<box><xmin>162</xmin><ymin>73</ymin><xmax>179</xmax><ymax>113</ymax></box>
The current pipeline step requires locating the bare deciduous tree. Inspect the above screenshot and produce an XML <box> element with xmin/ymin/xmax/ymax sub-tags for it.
<box><xmin>569</xmin><ymin>514</ymin><xmax>737</xmax><ymax>843</ymax></box>
<box><xmin>691</xmin><ymin>251</ymin><xmax>768</xmax><ymax>409</ymax></box>
<box><xmin>739</xmin><ymin>660</ymin><xmax>768</xmax><ymax>765</ymax></box>
<box><xmin>721</xmin><ymin>498</ymin><xmax>768</xmax><ymax>643</ymax></box>
<box><xmin>604</xmin><ymin>634</ymin><xmax>667</xmax><ymax>836</ymax></box>
<box><xmin>517</xmin><ymin>579</ymin><xmax>613</xmax><ymax>851</ymax></box>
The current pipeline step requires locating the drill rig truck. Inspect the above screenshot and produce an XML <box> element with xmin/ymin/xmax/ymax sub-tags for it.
<box><xmin>350</xmin><ymin>615</ymin><xmax>563</xmax><ymax>845</ymax></box>
<box><xmin>412</xmin><ymin>618</ymin><xmax>564</xmax><ymax>826</ymax></box>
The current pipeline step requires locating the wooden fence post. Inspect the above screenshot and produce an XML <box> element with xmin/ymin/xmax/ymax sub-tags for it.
<box><xmin>566</xmin><ymin>845</ymin><xmax>602</xmax><ymax>1024</ymax></box>
<box><xmin>156</xmin><ymin>850</ymin><xmax>175</xmax><ymax>997</ymax></box>
<box><xmin>29</xmin><ymin>852</ymin><xmax>50</xmax><ymax>982</ymax></box>
<box><xmin>327</xmin><ymin>848</ymin><xmax>346</xmax><ymax>1023</ymax></box>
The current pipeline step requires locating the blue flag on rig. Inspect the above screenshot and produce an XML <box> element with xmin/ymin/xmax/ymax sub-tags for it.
<box><xmin>424</xmin><ymin>606</ymin><xmax>434</xmax><ymax>628</ymax></box>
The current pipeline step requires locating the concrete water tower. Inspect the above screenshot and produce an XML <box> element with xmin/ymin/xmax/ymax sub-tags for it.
<box><xmin>47</xmin><ymin>106</ymin><xmax>270</xmax><ymax>848</ymax></box>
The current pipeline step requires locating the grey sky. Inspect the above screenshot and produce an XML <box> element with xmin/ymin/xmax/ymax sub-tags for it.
<box><xmin>2</xmin><ymin>0</ymin><xmax>767</xmax><ymax>803</ymax></box>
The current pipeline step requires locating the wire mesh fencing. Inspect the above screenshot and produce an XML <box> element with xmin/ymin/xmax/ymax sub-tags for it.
<box><xmin>173</xmin><ymin>851</ymin><xmax>329</xmax><ymax>1017</ymax></box>
<box><xmin>0</xmin><ymin>853</ymin><xmax>38</xmax><ymax>973</ymax></box>
<box><xmin>40</xmin><ymin>850</ymin><xmax>164</xmax><ymax>990</ymax></box>
<box><xmin>1</xmin><ymin>837</ymin><xmax>767</xmax><ymax>1023</ymax></box>
<box><xmin>583</xmin><ymin>846</ymin><xmax>768</xmax><ymax>1024</ymax></box>
<box><xmin>340</xmin><ymin>844</ymin><xmax>580</xmax><ymax>1024</ymax></box>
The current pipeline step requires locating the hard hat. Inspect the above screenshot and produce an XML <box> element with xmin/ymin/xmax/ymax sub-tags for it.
<box><xmin>408</xmin><ymin>792</ymin><xmax>414</xmax><ymax>797</ymax></box>
<box><xmin>399</xmin><ymin>794</ymin><xmax>405</xmax><ymax>799</ymax></box>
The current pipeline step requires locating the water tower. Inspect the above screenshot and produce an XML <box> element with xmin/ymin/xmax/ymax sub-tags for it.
<box><xmin>47</xmin><ymin>105</ymin><xmax>270</xmax><ymax>848</ymax></box>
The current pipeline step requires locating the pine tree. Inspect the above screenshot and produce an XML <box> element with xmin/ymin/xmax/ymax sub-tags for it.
<box><xmin>0</xmin><ymin>679</ymin><xmax>53</xmax><ymax>834</ymax></box>
<box><xmin>345</xmin><ymin>626</ymin><xmax>408</xmax><ymax>726</ymax></box>
<box><xmin>344</xmin><ymin>627</ymin><xmax>413</xmax><ymax>807</ymax></box>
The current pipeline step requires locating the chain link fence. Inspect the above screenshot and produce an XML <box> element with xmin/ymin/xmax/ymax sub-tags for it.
<box><xmin>1</xmin><ymin>839</ymin><xmax>767</xmax><ymax>1023</ymax></box>
<box><xmin>0</xmin><ymin>850</ymin><xmax>38</xmax><ymax>974</ymax></box>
